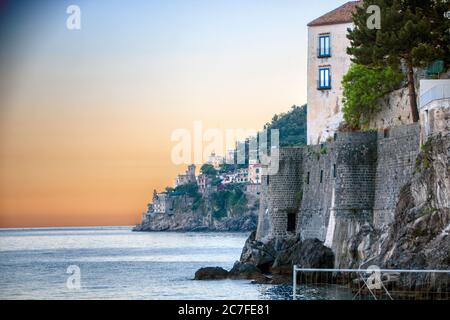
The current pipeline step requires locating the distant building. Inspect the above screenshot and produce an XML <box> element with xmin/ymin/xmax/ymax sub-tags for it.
<box><xmin>221</xmin><ymin>168</ymin><xmax>249</xmax><ymax>184</ymax></box>
<box><xmin>248</xmin><ymin>163</ymin><xmax>262</xmax><ymax>184</ymax></box>
<box><xmin>206</xmin><ymin>152</ymin><xmax>224</xmax><ymax>169</ymax></box>
<box><xmin>151</xmin><ymin>191</ymin><xmax>171</xmax><ymax>214</ymax></box>
<box><xmin>174</xmin><ymin>164</ymin><xmax>196</xmax><ymax>187</ymax></box>
<box><xmin>307</xmin><ymin>1</ymin><xmax>360</xmax><ymax>145</ymax></box>
<box><xmin>236</xmin><ymin>168</ymin><xmax>249</xmax><ymax>183</ymax></box>
<box><xmin>197</xmin><ymin>173</ymin><xmax>216</xmax><ymax>195</ymax></box>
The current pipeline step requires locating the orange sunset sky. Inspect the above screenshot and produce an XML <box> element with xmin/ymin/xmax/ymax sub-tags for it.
<box><xmin>0</xmin><ymin>0</ymin><xmax>348</xmax><ymax>228</ymax></box>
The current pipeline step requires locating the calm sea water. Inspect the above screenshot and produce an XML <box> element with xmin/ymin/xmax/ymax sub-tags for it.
<box><xmin>0</xmin><ymin>226</ymin><xmax>294</xmax><ymax>300</ymax></box>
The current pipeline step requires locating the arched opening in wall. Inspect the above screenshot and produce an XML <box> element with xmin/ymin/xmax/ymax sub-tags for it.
<box><xmin>306</xmin><ymin>172</ymin><xmax>310</xmax><ymax>184</ymax></box>
<box><xmin>384</xmin><ymin>128</ymin><xmax>390</xmax><ymax>138</ymax></box>
<box><xmin>320</xmin><ymin>170</ymin><xmax>323</xmax><ymax>183</ymax></box>
<box><xmin>287</xmin><ymin>212</ymin><xmax>296</xmax><ymax>233</ymax></box>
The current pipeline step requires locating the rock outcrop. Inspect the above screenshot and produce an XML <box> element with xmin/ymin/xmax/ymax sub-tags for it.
<box><xmin>194</xmin><ymin>263</ymin><xmax>269</xmax><ymax>282</ymax></box>
<box><xmin>228</xmin><ymin>262</ymin><xmax>268</xmax><ymax>281</ymax></box>
<box><xmin>199</xmin><ymin>231</ymin><xmax>334</xmax><ymax>284</ymax></box>
<box><xmin>345</xmin><ymin>133</ymin><xmax>450</xmax><ymax>271</ymax></box>
<box><xmin>273</xmin><ymin>238</ymin><xmax>334</xmax><ymax>273</ymax></box>
<box><xmin>134</xmin><ymin>212</ymin><xmax>257</xmax><ymax>232</ymax></box>
<box><xmin>239</xmin><ymin>231</ymin><xmax>278</xmax><ymax>272</ymax></box>
<box><xmin>194</xmin><ymin>267</ymin><xmax>229</xmax><ymax>280</ymax></box>
<box><xmin>134</xmin><ymin>184</ymin><xmax>259</xmax><ymax>232</ymax></box>
<box><xmin>338</xmin><ymin>133</ymin><xmax>450</xmax><ymax>292</ymax></box>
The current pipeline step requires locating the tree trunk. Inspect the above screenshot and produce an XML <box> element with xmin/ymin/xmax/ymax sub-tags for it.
<box><xmin>406</xmin><ymin>61</ymin><xmax>420</xmax><ymax>123</ymax></box>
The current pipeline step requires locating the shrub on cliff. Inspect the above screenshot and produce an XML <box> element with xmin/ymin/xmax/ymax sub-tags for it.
<box><xmin>264</xmin><ymin>104</ymin><xmax>307</xmax><ymax>147</ymax></box>
<box><xmin>172</xmin><ymin>183</ymin><xmax>199</xmax><ymax>196</ymax></box>
<box><xmin>347</xmin><ymin>0</ymin><xmax>450</xmax><ymax>123</ymax></box>
<box><xmin>211</xmin><ymin>184</ymin><xmax>247</xmax><ymax>219</ymax></box>
<box><xmin>168</xmin><ymin>183</ymin><xmax>202</xmax><ymax>207</ymax></box>
<box><xmin>200</xmin><ymin>164</ymin><xmax>217</xmax><ymax>176</ymax></box>
<box><xmin>342</xmin><ymin>64</ymin><xmax>403</xmax><ymax>129</ymax></box>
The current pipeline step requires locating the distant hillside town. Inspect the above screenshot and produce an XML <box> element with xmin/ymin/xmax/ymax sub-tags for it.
<box><xmin>134</xmin><ymin>105</ymin><xmax>307</xmax><ymax>232</ymax></box>
<box><xmin>147</xmin><ymin>155</ymin><xmax>263</xmax><ymax>219</ymax></box>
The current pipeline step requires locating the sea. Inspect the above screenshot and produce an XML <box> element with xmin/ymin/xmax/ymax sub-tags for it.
<box><xmin>0</xmin><ymin>226</ymin><xmax>295</xmax><ymax>300</ymax></box>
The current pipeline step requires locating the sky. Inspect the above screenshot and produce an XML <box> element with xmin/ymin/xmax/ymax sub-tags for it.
<box><xmin>0</xmin><ymin>0</ymin><xmax>349</xmax><ymax>228</ymax></box>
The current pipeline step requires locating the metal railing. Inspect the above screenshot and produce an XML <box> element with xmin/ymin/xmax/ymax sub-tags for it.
<box><xmin>293</xmin><ymin>267</ymin><xmax>450</xmax><ymax>300</ymax></box>
<box><xmin>420</xmin><ymin>83</ymin><xmax>450</xmax><ymax>109</ymax></box>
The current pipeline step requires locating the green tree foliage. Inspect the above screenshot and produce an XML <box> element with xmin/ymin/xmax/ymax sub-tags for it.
<box><xmin>264</xmin><ymin>104</ymin><xmax>307</xmax><ymax>147</ymax></box>
<box><xmin>228</xmin><ymin>105</ymin><xmax>307</xmax><ymax>165</ymax></box>
<box><xmin>211</xmin><ymin>184</ymin><xmax>247</xmax><ymax>219</ymax></box>
<box><xmin>218</xmin><ymin>163</ymin><xmax>235</xmax><ymax>174</ymax></box>
<box><xmin>342</xmin><ymin>64</ymin><xmax>403</xmax><ymax>129</ymax></box>
<box><xmin>347</xmin><ymin>0</ymin><xmax>450</xmax><ymax>123</ymax></box>
<box><xmin>170</xmin><ymin>183</ymin><xmax>203</xmax><ymax>210</ymax></box>
<box><xmin>200</xmin><ymin>164</ymin><xmax>217</xmax><ymax>176</ymax></box>
<box><xmin>211</xmin><ymin>177</ymin><xmax>222</xmax><ymax>187</ymax></box>
<box><xmin>172</xmin><ymin>183</ymin><xmax>200</xmax><ymax>198</ymax></box>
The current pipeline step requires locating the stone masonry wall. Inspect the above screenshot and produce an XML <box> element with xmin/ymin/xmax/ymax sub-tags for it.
<box><xmin>265</xmin><ymin>148</ymin><xmax>304</xmax><ymax>239</ymax></box>
<box><xmin>297</xmin><ymin>142</ymin><xmax>335</xmax><ymax>241</ymax></box>
<box><xmin>256</xmin><ymin>174</ymin><xmax>270</xmax><ymax>241</ymax></box>
<box><xmin>256</xmin><ymin>124</ymin><xmax>421</xmax><ymax>260</ymax></box>
<box><xmin>333</xmin><ymin>131</ymin><xmax>378</xmax><ymax>215</ymax></box>
<box><xmin>368</xmin><ymin>88</ymin><xmax>414</xmax><ymax>129</ymax></box>
<box><xmin>373</xmin><ymin>124</ymin><xmax>420</xmax><ymax>228</ymax></box>
<box><xmin>329</xmin><ymin>132</ymin><xmax>378</xmax><ymax>267</ymax></box>
<box><xmin>299</xmin><ymin>131</ymin><xmax>377</xmax><ymax>247</ymax></box>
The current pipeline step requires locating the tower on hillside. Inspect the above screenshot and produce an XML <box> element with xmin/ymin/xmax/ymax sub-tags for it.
<box><xmin>306</xmin><ymin>1</ymin><xmax>360</xmax><ymax>145</ymax></box>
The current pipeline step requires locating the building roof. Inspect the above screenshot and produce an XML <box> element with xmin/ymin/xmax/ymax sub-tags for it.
<box><xmin>307</xmin><ymin>1</ymin><xmax>361</xmax><ymax>27</ymax></box>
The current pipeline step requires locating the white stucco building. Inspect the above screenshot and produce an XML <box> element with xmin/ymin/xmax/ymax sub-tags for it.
<box><xmin>307</xmin><ymin>1</ymin><xmax>360</xmax><ymax>145</ymax></box>
<box><xmin>419</xmin><ymin>79</ymin><xmax>450</xmax><ymax>143</ymax></box>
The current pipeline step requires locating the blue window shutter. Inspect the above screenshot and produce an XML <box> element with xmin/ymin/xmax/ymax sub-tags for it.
<box><xmin>318</xmin><ymin>67</ymin><xmax>331</xmax><ymax>89</ymax></box>
<box><xmin>318</xmin><ymin>35</ymin><xmax>331</xmax><ymax>57</ymax></box>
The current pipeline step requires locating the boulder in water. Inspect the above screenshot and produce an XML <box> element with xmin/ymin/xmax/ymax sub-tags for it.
<box><xmin>194</xmin><ymin>267</ymin><xmax>229</xmax><ymax>280</ymax></box>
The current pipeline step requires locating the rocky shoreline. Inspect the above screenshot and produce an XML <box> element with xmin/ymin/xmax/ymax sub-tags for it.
<box><xmin>133</xmin><ymin>213</ymin><xmax>257</xmax><ymax>232</ymax></box>
<box><xmin>195</xmin><ymin>231</ymin><xmax>335</xmax><ymax>284</ymax></box>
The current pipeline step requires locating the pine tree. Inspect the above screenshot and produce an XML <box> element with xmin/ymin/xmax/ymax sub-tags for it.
<box><xmin>347</xmin><ymin>0</ymin><xmax>450</xmax><ymax>123</ymax></box>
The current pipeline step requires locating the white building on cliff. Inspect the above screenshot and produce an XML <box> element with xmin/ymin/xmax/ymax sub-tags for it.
<box><xmin>307</xmin><ymin>1</ymin><xmax>360</xmax><ymax>145</ymax></box>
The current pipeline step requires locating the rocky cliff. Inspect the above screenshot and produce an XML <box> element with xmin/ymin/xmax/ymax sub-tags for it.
<box><xmin>347</xmin><ymin>133</ymin><xmax>450</xmax><ymax>271</ymax></box>
<box><xmin>134</xmin><ymin>211</ymin><xmax>257</xmax><ymax>232</ymax></box>
<box><xmin>134</xmin><ymin>186</ymin><xmax>259</xmax><ymax>232</ymax></box>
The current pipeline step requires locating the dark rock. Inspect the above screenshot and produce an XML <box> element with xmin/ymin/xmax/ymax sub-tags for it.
<box><xmin>271</xmin><ymin>238</ymin><xmax>334</xmax><ymax>275</ymax></box>
<box><xmin>190</xmin><ymin>226</ymin><xmax>210</xmax><ymax>232</ymax></box>
<box><xmin>215</xmin><ymin>215</ymin><xmax>258</xmax><ymax>232</ymax></box>
<box><xmin>291</xmin><ymin>239</ymin><xmax>335</xmax><ymax>268</ymax></box>
<box><xmin>236</xmin><ymin>231</ymin><xmax>335</xmax><ymax>284</ymax></box>
<box><xmin>239</xmin><ymin>231</ymin><xmax>277</xmax><ymax>272</ymax></box>
<box><xmin>136</xmin><ymin>210</ymin><xmax>258</xmax><ymax>233</ymax></box>
<box><xmin>229</xmin><ymin>261</ymin><xmax>267</xmax><ymax>281</ymax></box>
<box><xmin>270</xmin><ymin>274</ymin><xmax>292</xmax><ymax>285</ymax></box>
<box><xmin>194</xmin><ymin>267</ymin><xmax>229</xmax><ymax>280</ymax></box>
